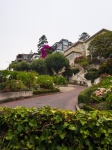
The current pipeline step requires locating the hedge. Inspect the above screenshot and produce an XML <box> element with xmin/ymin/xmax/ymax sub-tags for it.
<box><xmin>78</xmin><ymin>85</ymin><xmax>98</xmax><ymax>103</ymax></box>
<box><xmin>33</xmin><ymin>88</ymin><xmax>60</xmax><ymax>95</ymax></box>
<box><xmin>0</xmin><ymin>106</ymin><xmax>112</xmax><ymax>149</ymax></box>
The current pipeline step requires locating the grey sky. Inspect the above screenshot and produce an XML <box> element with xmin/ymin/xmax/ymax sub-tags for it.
<box><xmin>0</xmin><ymin>0</ymin><xmax>112</xmax><ymax>70</ymax></box>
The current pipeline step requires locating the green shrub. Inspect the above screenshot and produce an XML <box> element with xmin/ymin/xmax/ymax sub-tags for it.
<box><xmin>71</xmin><ymin>68</ymin><xmax>80</xmax><ymax>75</ymax></box>
<box><xmin>37</xmin><ymin>75</ymin><xmax>54</xmax><ymax>89</ymax></box>
<box><xmin>0</xmin><ymin>82</ymin><xmax>6</xmax><ymax>91</ymax></box>
<box><xmin>17</xmin><ymin>71</ymin><xmax>38</xmax><ymax>89</ymax></box>
<box><xmin>84</xmin><ymin>68</ymin><xmax>99</xmax><ymax>83</ymax></box>
<box><xmin>53</xmin><ymin>76</ymin><xmax>67</xmax><ymax>85</ymax></box>
<box><xmin>99</xmin><ymin>75</ymin><xmax>112</xmax><ymax>88</ymax></box>
<box><xmin>2</xmin><ymin>79</ymin><xmax>28</xmax><ymax>92</ymax></box>
<box><xmin>78</xmin><ymin>85</ymin><xmax>98</xmax><ymax>103</ymax></box>
<box><xmin>33</xmin><ymin>88</ymin><xmax>60</xmax><ymax>95</ymax></box>
<box><xmin>79</xmin><ymin>75</ymin><xmax>112</xmax><ymax>109</ymax></box>
<box><xmin>0</xmin><ymin>106</ymin><xmax>112</xmax><ymax>149</ymax></box>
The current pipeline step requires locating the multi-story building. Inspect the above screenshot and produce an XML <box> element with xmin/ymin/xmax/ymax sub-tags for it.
<box><xmin>15</xmin><ymin>50</ymin><xmax>40</xmax><ymax>62</ymax></box>
<box><xmin>64</xmin><ymin>28</ymin><xmax>110</xmax><ymax>67</ymax></box>
<box><xmin>16</xmin><ymin>53</ymin><xmax>32</xmax><ymax>62</ymax></box>
<box><xmin>52</xmin><ymin>39</ymin><xmax>73</xmax><ymax>53</ymax></box>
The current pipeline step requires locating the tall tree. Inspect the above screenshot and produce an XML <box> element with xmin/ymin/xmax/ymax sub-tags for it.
<box><xmin>88</xmin><ymin>31</ymin><xmax>112</xmax><ymax>59</ymax></box>
<box><xmin>79</xmin><ymin>32</ymin><xmax>90</xmax><ymax>41</ymax></box>
<box><xmin>30</xmin><ymin>59</ymin><xmax>46</xmax><ymax>75</ymax></box>
<box><xmin>37</xmin><ymin>35</ymin><xmax>48</xmax><ymax>53</ymax></box>
<box><xmin>45</xmin><ymin>52</ymin><xmax>67</xmax><ymax>75</ymax></box>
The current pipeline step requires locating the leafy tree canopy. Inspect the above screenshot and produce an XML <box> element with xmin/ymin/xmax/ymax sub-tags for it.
<box><xmin>98</xmin><ymin>58</ymin><xmax>112</xmax><ymax>75</ymax></box>
<box><xmin>30</xmin><ymin>59</ymin><xmax>46</xmax><ymax>75</ymax></box>
<box><xmin>88</xmin><ymin>31</ymin><xmax>112</xmax><ymax>58</ymax></box>
<box><xmin>45</xmin><ymin>52</ymin><xmax>67</xmax><ymax>75</ymax></box>
<box><xmin>10</xmin><ymin>61</ymin><xmax>30</xmax><ymax>71</ymax></box>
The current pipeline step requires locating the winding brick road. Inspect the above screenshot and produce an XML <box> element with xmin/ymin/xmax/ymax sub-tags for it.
<box><xmin>0</xmin><ymin>85</ymin><xmax>87</xmax><ymax>112</ymax></box>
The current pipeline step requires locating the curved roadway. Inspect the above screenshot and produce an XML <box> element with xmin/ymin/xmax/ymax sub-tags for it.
<box><xmin>0</xmin><ymin>85</ymin><xmax>87</xmax><ymax>112</ymax></box>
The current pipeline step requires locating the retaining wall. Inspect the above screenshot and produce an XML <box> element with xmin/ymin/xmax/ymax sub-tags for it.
<box><xmin>0</xmin><ymin>91</ymin><xmax>33</xmax><ymax>102</ymax></box>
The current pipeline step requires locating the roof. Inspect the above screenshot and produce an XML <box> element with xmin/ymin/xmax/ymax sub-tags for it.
<box><xmin>84</xmin><ymin>28</ymin><xmax>111</xmax><ymax>43</ymax></box>
<box><xmin>65</xmin><ymin>50</ymin><xmax>81</xmax><ymax>57</ymax></box>
<box><xmin>64</xmin><ymin>28</ymin><xmax>111</xmax><ymax>53</ymax></box>
<box><xmin>64</xmin><ymin>41</ymin><xmax>83</xmax><ymax>53</ymax></box>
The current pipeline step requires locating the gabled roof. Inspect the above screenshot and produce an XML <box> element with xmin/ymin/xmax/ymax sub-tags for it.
<box><xmin>64</xmin><ymin>28</ymin><xmax>111</xmax><ymax>53</ymax></box>
<box><xmin>64</xmin><ymin>41</ymin><xmax>83</xmax><ymax>53</ymax></box>
<box><xmin>84</xmin><ymin>28</ymin><xmax>111</xmax><ymax>43</ymax></box>
<box><xmin>65</xmin><ymin>50</ymin><xmax>81</xmax><ymax>57</ymax></box>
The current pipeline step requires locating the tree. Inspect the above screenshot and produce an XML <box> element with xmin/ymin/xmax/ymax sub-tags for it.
<box><xmin>79</xmin><ymin>32</ymin><xmax>90</xmax><ymax>41</ymax></box>
<box><xmin>84</xmin><ymin>68</ymin><xmax>99</xmax><ymax>83</ymax></box>
<box><xmin>30</xmin><ymin>59</ymin><xmax>46</xmax><ymax>75</ymax></box>
<box><xmin>37</xmin><ymin>35</ymin><xmax>48</xmax><ymax>53</ymax></box>
<box><xmin>10</xmin><ymin>61</ymin><xmax>30</xmax><ymax>71</ymax></box>
<box><xmin>98</xmin><ymin>58</ymin><xmax>112</xmax><ymax>75</ymax></box>
<box><xmin>88</xmin><ymin>31</ymin><xmax>112</xmax><ymax>59</ymax></box>
<box><xmin>75</xmin><ymin>56</ymin><xmax>89</xmax><ymax>70</ymax></box>
<box><xmin>16</xmin><ymin>61</ymin><xmax>30</xmax><ymax>71</ymax></box>
<box><xmin>9</xmin><ymin>62</ymin><xmax>19</xmax><ymax>70</ymax></box>
<box><xmin>45</xmin><ymin>52</ymin><xmax>67</xmax><ymax>75</ymax></box>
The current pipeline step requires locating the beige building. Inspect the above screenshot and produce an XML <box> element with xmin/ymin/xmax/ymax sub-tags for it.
<box><xmin>64</xmin><ymin>28</ymin><xmax>110</xmax><ymax>67</ymax></box>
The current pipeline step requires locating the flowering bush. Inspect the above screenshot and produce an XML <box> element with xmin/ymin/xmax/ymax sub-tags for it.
<box><xmin>17</xmin><ymin>71</ymin><xmax>38</xmax><ymax>89</ymax></box>
<box><xmin>91</xmin><ymin>87</ymin><xmax>111</xmax><ymax>102</ymax></box>
<box><xmin>2</xmin><ymin>79</ymin><xmax>28</xmax><ymax>92</ymax></box>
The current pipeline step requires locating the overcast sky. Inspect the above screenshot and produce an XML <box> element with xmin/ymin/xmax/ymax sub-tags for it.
<box><xmin>0</xmin><ymin>0</ymin><xmax>112</xmax><ymax>70</ymax></box>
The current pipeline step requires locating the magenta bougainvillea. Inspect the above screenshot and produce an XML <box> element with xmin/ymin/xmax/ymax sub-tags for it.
<box><xmin>40</xmin><ymin>45</ymin><xmax>52</xmax><ymax>58</ymax></box>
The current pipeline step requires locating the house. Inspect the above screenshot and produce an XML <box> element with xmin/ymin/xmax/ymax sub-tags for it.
<box><xmin>16</xmin><ymin>53</ymin><xmax>32</xmax><ymax>62</ymax></box>
<box><xmin>15</xmin><ymin>50</ymin><xmax>40</xmax><ymax>63</ymax></box>
<box><xmin>64</xmin><ymin>28</ymin><xmax>110</xmax><ymax>67</ymax></box>
<box><xmin>30</xmin><ymin>53</ymin><xmax>40</xmax><ymax>62</ymax></box>
<box><xmin>64</xmin><ymin>28</ymin><xmax>110</xmax><ymax>86</ymax></box>
<box><xmin>64</xmin><ymin>41</ymin><xmax>84</xmax><ymax>67</ymax></box>
<box><xmin>52</xmin><ymin>39</ymin><xmax>73</xmax><ymax>54</ymax></box>
<box><xmin>83</xmin><ymin>28</ymin><xmax>110</xmax><ymax>57</ymax></box>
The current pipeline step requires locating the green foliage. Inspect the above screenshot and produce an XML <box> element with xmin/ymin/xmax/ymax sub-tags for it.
<box><xmin>62</xmin><ymin>59</ymin><xmax>73</xmax><ymax>77</ymax></box>
<box><xmin>2</xmin><ymin>79</ymin><xmax>28</xmax><ymax>92</ymax></box>
<box><xmin>99</xmin><ymin>75</ymin><xmax>112</xmax><ymax>88</ymax></box>
<box><xmin>37</xmin><ymin>35</ymin><xmax>48</xmax><ymax>50</ymax></box>
<box><xmin>78</xmin><ymin>75</ymin><xmax>112</xmax><ymax>109</ymax></box>
<box><xmin>88</xmin><ymin>31</ymin><xmax>112</xmax><ymax>58</ymax></box>
<box><xmin>30</xmin><ymin>59</ymin><xmax>47</xmax><ymax>75</ymax></box>
<box><xmin>78</xmin><ymin>85</ymin><xmax>98</xmax><ymax>103</ymax></box>
<box><xmin>75</xmin><ymin>56</ymin><xmax>89</xmax><ymax>69</ymax></box>
<box><xmin>16</xmin><ymin>71</ymin><xmax>38</xmax><ymax>89</ymax></box>
<box><xmin>53</xmin><ymin>76</ymin><xmax>67</xmax><ymax>85</ymax></box>
<box><xmin>99</xmin><ymin>58</ymin><xmax>112</xmax><ymax>75</ymax></box>
<box><xmin>15</xmin><ymin>61</ymin><xmax>30</xmax><ymax>71</ymax></box>
<box><xmin>71</xmin><ymin>68</ymin><xmax>80</xmax><ymax>74</ymax></box>
<box><xmin>0</xmin><ymin>71</ymin><xmax>38</xmax><ymax>91</ymax></box>
<box><xmin>0</xmin><ymin>82</ymin><xmax>6</xmax><ymax>91</ymax></box>
<box><xmin>0</xmin><ymin>106</ymin><xmax>112</xmax><ymax>149</ymax></box>
<box><xmin>84</xmin><ymin>68</ymin><xmax>99</xmax><ymax>83</ymax></box>
<box><xmin>33</xmin><ymin>88</ymin><xmax>60</xmax><ymax>95</ymax></box>
<box><xmin>62</xmin><ymin>67</ymin><xmax>73</xmax><ymax>77</ymax></box>
<box><xmin>37</xmin><ymin>75</ymin><xmax>54</xmax><ymax>89</ymax></box>
<box><xmin>45</xmin><ymin>52</ymin><xmax>67</xmax><ymax>75</ymax></box>
<box><xmin>9</xmin><ymin>62</ymin><xmax>19</xmax><ymax>70</ymax></box>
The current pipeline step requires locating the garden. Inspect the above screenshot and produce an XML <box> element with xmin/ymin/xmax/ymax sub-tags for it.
<box><xmin>0</xmin><ymin>70</ymin><xmax>68</xmax><ymax>102</ymax></box>
<box><xmin>78</xmin><ymin>75</ymin><xmax>112</xmax><ymax>110</ymax></box>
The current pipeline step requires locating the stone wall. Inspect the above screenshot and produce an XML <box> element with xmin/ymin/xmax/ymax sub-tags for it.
<box><xmin>0</xmin><ymin>91</ymin><xmax>33</xmax><ymax>102</ymax></box>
